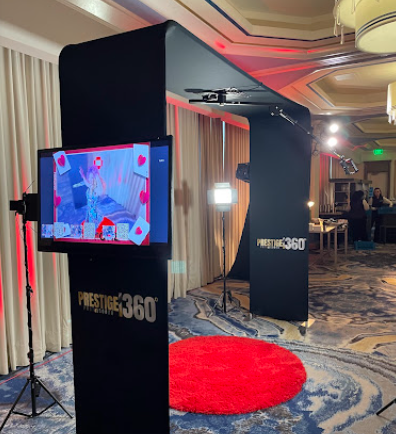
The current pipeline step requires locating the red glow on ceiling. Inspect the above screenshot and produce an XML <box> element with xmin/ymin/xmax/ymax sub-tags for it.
<box><xmin>264</xmin><ymin>64</ymin><xmax>316</xmax><ymax>76</ymax></box>
<box><xmin>352</xmin><ymin>144</ymin><xmax>368</xmax><ymax>151</ymax></box>
<box><xmin>215</xmin><ymin>41</ymin><xmax>226</xmax><ymax>49</ymax></box>
<box><xmin>265</xmin><ymin>47</ymin><xmax>304</xmax><ymax>54</ymax></box>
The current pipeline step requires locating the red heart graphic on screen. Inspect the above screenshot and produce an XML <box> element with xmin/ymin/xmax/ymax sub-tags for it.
<box><xmin>55</xmin><ymin>196</ymin><xmax>61</xmax><ymax>207</ymax></box>
<box><xmin>139</xmin><ymin>190</ymin><xmax>149</xmax><ymax>204</ymax></box>
<box><xmin>58</xmin><ymin>154</ymin><xmax>66</xmax><ymax>167</ymax></box>
<box><xmin>135</xmin><ymin>227</ymin><xmax>143</xmax><ymax>235</ymax></box>
<box><xmin>138</xmin><ymin>155</ymin><xmax>146</xmax><ymax>166</ymax></box>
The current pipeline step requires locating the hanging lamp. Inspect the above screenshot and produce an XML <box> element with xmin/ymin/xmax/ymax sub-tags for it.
<box><xmin>334</xmin><ymin>0</ymin><xmax>396</xmax><ymax>54</ymax></box>
<box><xmin>387</xmin><ymin>82</ymin><xmax>396</xmax><ymax>124</ymax></box>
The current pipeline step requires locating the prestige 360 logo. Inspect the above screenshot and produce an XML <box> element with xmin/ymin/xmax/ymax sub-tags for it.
<box><xmin>77</xmin><ymin>291</ymin><xmax>157</xmax><ymax>323</ymax></box>
<box><xmin>257</xmin><ymin>237</ymin><xmax>307</xmax><ymax>250</ymax></box>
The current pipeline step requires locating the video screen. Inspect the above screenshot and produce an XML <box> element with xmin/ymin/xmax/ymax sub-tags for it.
<box><xmin>39</xmin><ymin>139</ymin><xmax>170</xmax><ymax>250</ymax></box>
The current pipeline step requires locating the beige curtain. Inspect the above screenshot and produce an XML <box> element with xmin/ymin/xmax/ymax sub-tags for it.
<box><xmin>167</xmin><ymin>105</ymin><xmax>224</xmax><ymax>299</ymax></box>
<box><xmin>224</xmin><ymin>124</ymin><xmax>250</xmax><ymax>273</ymax></box>
<box><xmin>199</xmin><ymin>116</ymin><xmax>223</xmax><ymax>284</ymax></box>
<box><xmin>0</xmin><ymin>46</ymin><xmax>71</xmax><ymax>375</ymax></box>
<box><xmin>167</xmin><ymin>105</ymin><xmax>203</xmax><ymax>299</ymax></box>
<box><xmin>167</xmin><ymin>103</ymin><xmax>185</xmax><ymax>301</ymax></box>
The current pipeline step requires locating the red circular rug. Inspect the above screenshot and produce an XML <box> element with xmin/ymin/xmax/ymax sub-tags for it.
<box><xmin>169</xmin><ymin>336</ymin><xmax>306</xmax><ymax>415</ymax></box>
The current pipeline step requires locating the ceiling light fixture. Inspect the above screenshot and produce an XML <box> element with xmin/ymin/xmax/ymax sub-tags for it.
<box><xmin>387</xmin><ymin>82</ymin><xmax>396</xmax><ymax>124</ymax></box>
<box><xmin>329</xmin><ymin>123</ymin><xmax>340</xmax><ymax>133</ymax></box>
<box><xmin>327</xmin><ymin>137</ymin><xmax>338</xmax><ymax>147</ymax></box>
<box><xmin>334</xmin><ymin>0</ymin><xmax>396</xmax><ymax>54</ymax></box>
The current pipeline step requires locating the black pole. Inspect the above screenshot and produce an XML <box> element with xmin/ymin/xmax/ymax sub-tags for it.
<box><xmin>377</xmin><ymin>398</ymin><xmax>396</xmax><ymax>416</ymax></box>
<box><xmin>222</xmin><ymin>212</ymin><xmax>226</xmax><ymax>313</ymax></box>
<box><xmin>1</xmin><ymin>195</ymin><xmax>73</xmax><ymax>432</ymax></box>
<box><xmin>21</xmin><ymin>210</ymin><xmax>37</xmax><ymax>416</ymax></box>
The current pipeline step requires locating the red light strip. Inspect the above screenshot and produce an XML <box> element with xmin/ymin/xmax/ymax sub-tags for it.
<box><xmin>265</xmin><ymin>47</ymin><xmax>304</xmax><ymax>54</ymax></box>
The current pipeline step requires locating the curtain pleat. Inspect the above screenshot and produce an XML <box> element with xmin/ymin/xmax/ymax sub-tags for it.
<box><xmin>0</xmin><ymin>46</ymin><xmax>71</xmax><ymax>375</ymax></box>
<box><xmin>199</xmin><ymin>116</ymin><xmax>223</xmax><ymax>284</ymax></box>
<box><xmin>224</xmin><ymin>124</ymin><xmax>250</xmax><ymax>273</ymax></box>
<box><xmin>166</xmin><ymin>107</ymin><xmax>225</xmax><ymax>299</ymax></box>
<box><xmin>167</xmin><ymin>106</ymin><xmax>201</xmax><ymax>299</ymax></box>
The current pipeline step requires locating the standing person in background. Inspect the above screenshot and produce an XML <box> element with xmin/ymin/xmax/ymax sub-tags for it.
<box><xmin>370</xmin><ymin>187</ymin><xmax>393</xmax><ymax>242</ymax></box>
<box><xmin>347</xmin><ymin>190</ymin><xmax>369</xmax><ymax>242</ymax></box>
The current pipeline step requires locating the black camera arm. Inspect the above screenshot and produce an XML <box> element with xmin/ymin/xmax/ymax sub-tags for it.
<box><xmin>270</xmin><ymin>106</ymin><xmax>358</xmax><ymax>175</ymax></box>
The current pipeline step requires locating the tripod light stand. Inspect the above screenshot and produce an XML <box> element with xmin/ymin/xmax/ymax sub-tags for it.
<box><xmin>207</xmin><ymin>183</ymin><xmax>239</xmax><ymax>313</ymax></box>
<box><xmin>0</xmin><ymin>193</ymin><xmax>73</xmax><ymax>432</ymax></box>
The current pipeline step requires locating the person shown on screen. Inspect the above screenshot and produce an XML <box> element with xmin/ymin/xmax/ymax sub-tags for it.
<box><xmin>370</xmin><ymin>187</ymin><xmax>393</xmax><ymax>242</ymax></box>
<box><xmin>78</xmin><ymin>165</ymin><xmax>106</xmax><ymax>223</ymax></box>
<box><xmin>347</xmin><ymin>190</ymin><xmax>369</xmax><ymax>242</ymax></box>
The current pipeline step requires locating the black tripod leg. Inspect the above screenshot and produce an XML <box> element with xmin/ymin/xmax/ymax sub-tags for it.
<box><xmin>377</xmin><ymin>398</ymin><xmax>396</xmax><ymax>416</ymax></box>
<box><xmin>299</xmin><ymin>321</ymin><xmax>308</xmax><ymax>337</ymax></box>
<box><xmin>210</xmin><ymin>292</ymin><xmax>225</xmax><ymax>316</ymax></box>
<box><xmin>227</xmin><ymin>290</ymin><xmax>240</xmax><ymax>308</ymax></box>
<box><xmin>0</xmin><ymin>379</ymin><xmax>30</xmax><ymax>432</ymax></box>
<box><xmin>36</xmin><ymin>378</ymin><xmax>73</xmax><ymax>418</ymax></box>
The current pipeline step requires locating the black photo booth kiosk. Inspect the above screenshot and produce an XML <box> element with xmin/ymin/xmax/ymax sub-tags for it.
<box><xmin>58</xmin><ymin>21</ymin><xmax>310</xmax><ymax>434</ymax></box>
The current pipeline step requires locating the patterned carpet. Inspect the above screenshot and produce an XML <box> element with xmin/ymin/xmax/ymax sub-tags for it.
<box><xmin>1</xmin><ymin>246</ymin><xmax>396</xmax><ymax>433</ymax></box>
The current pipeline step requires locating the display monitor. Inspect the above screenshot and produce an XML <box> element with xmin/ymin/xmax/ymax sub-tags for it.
<box><xmin>38</xmin><ymin>136</ymin><xmax>172</xmax><ymax>256</ymax></box>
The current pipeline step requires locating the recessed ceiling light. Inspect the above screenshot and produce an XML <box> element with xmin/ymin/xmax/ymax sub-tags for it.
<box><xmin>329</xmin><ymin>123</ymin><xmax>340</xmax><ymax>133</ymax></box>
<box><xmin>334</xmin><ymin>73</ymin><xmax>356</xmax><ymax>81</ymax></box>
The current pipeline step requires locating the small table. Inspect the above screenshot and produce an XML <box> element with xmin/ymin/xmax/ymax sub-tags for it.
<box><xmin>326</xmin><ymin>222</ymin><xmax>348</xmax><ymax>255</ymax></box>
<box><xmin>309</xmin><ymin>225</ymin><xmax>337</xmax><ymax>266</ymax></box>
<box><xmin>309</xmin><ymin>222</ymin><xmax>349</xmax><ymax>267</ymax></box>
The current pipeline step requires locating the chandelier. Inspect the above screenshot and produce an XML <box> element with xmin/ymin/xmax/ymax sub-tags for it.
<box><xmin>334</xmin><ymin>0</ymin><xmax>396</xmax><ymax>54</ymax></box>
